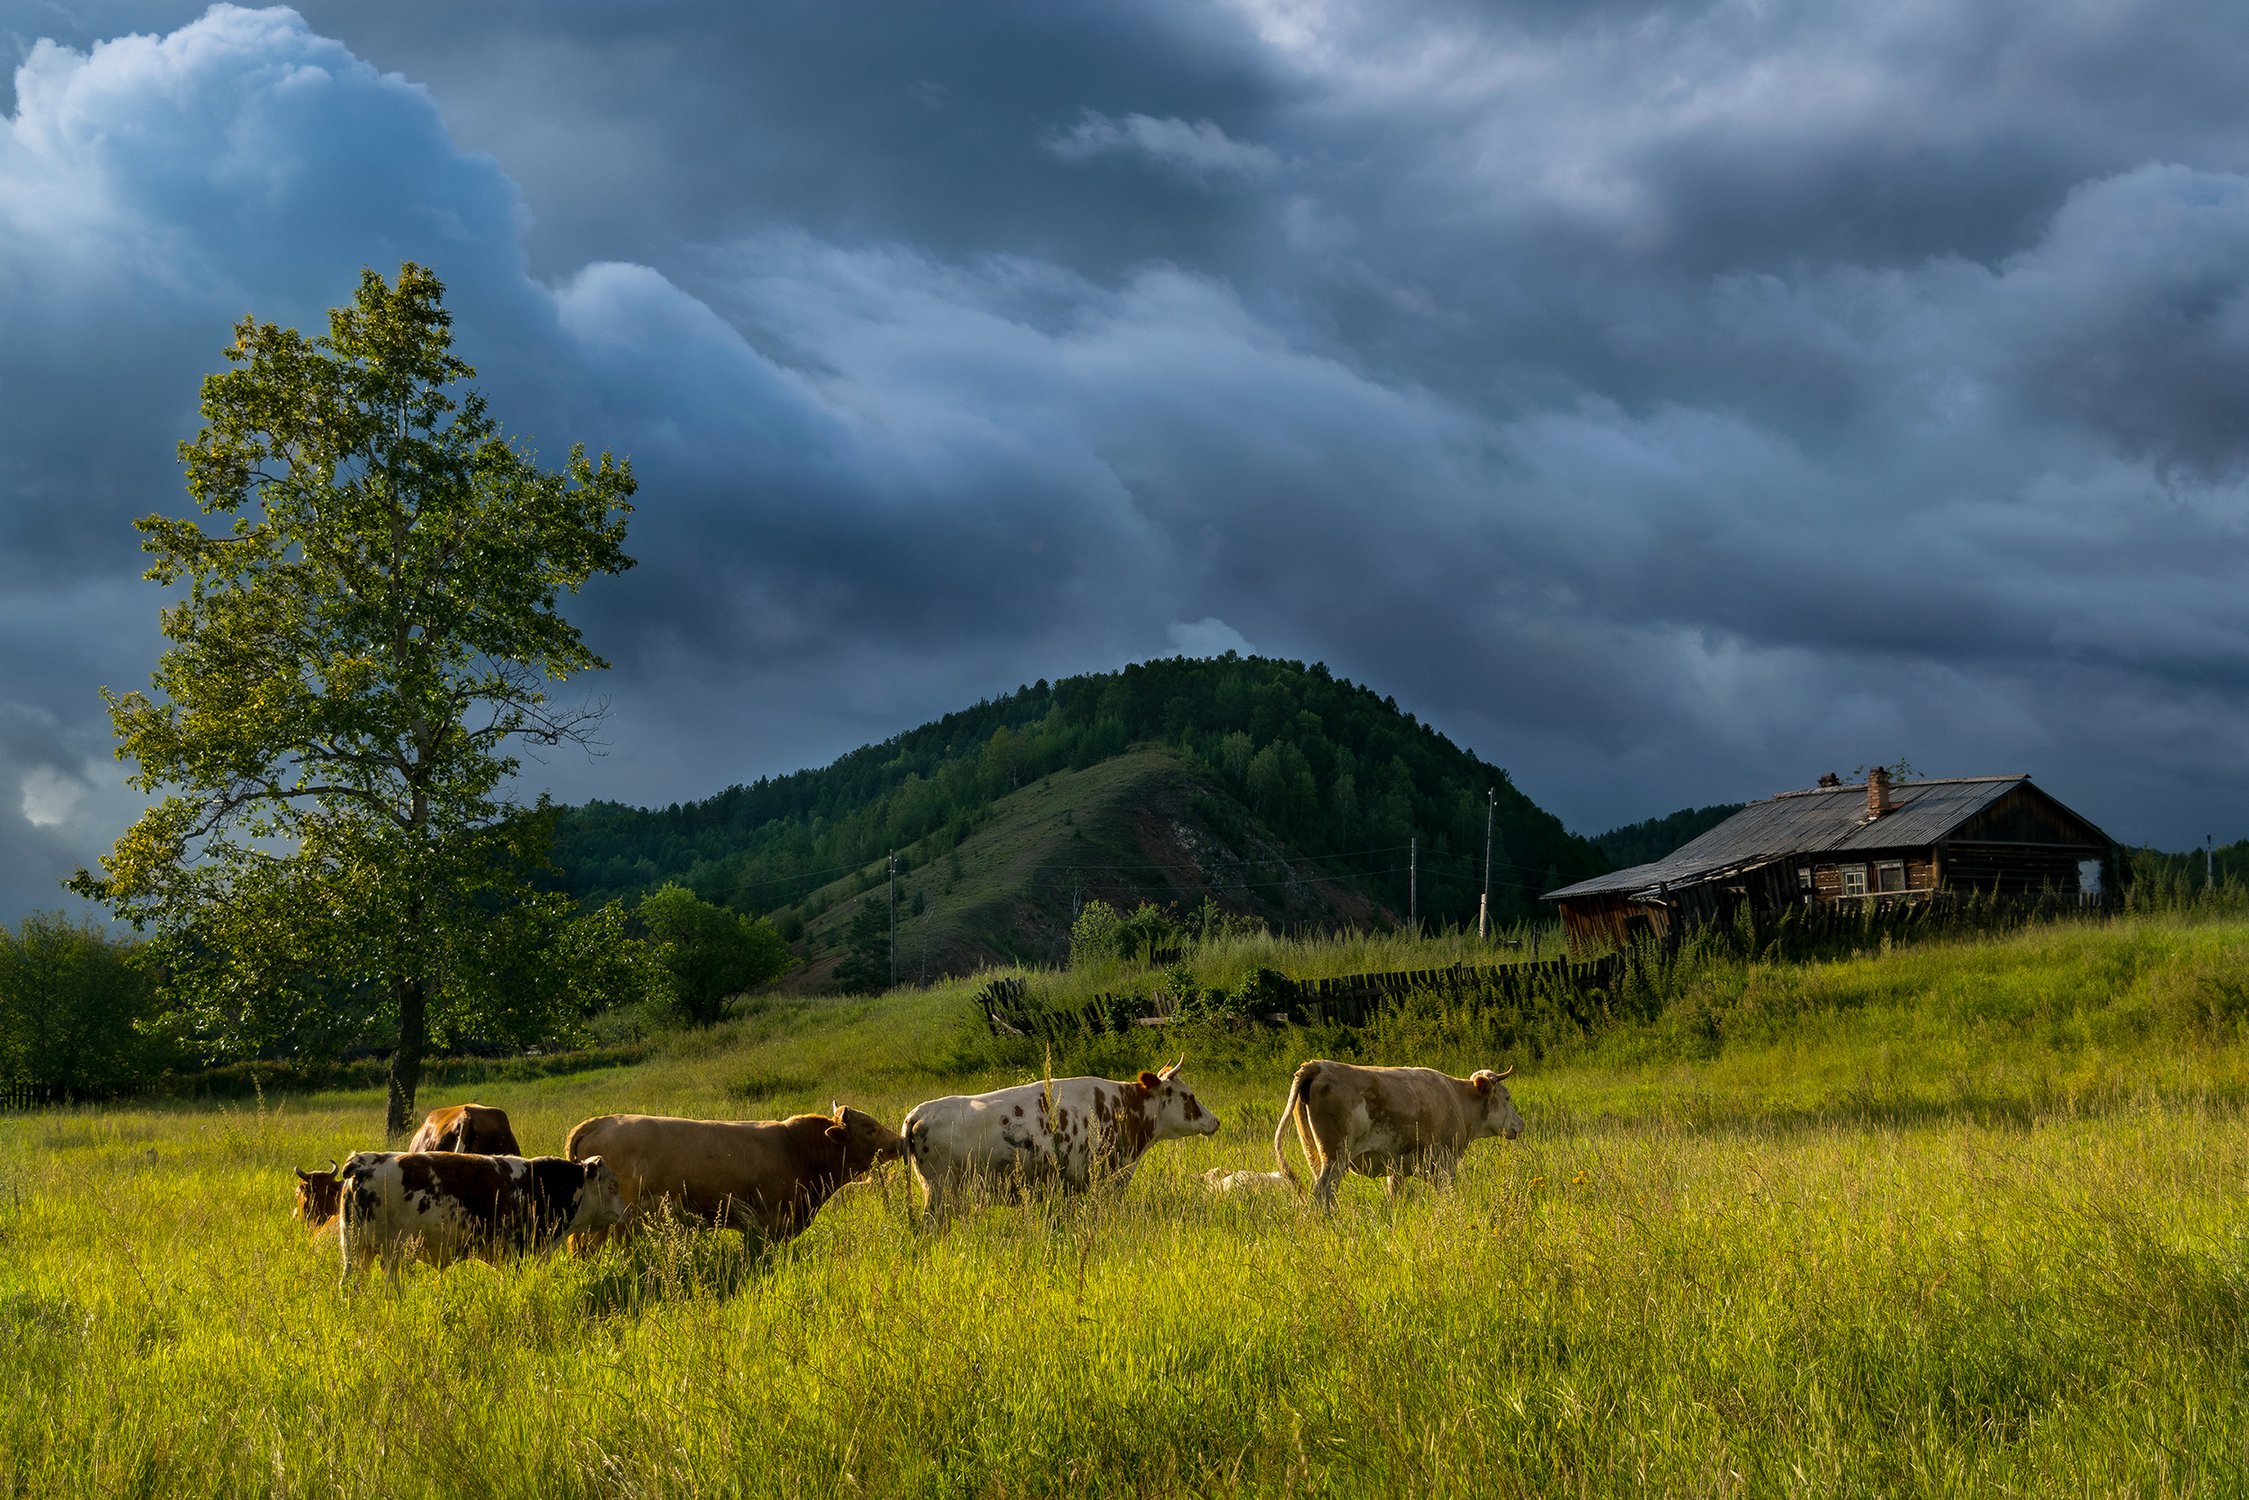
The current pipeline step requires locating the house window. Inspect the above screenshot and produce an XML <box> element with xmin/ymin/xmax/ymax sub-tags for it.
<box><xmin>1876</xmin><ymin>861</ymin><xmax>1907</xmax><ymax>894</ymax></box>
<box><xmin>1798</xmin><ymin>866</ymin><xmax>1814</xmax><ymax>891</ymax></box>
<box><xmin>1840</xmin><ymin>865</ymin><xmax>1868</xmax><ymax>897</ymax></box>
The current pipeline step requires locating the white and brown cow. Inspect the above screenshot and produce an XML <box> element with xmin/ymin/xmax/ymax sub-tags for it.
<box><xmin>563</xmin><ymin>1105</ymin><xmax>904</xmax><ymax>1248</ymax></box>
<box><xmin>406</xmin><ymin>1102</ymin><xmax>521</xmax><ymax>1155</ymax></box>
<box><xmin>902</xmin><ymin>1058</ymin><xmax>1219</xmax><ymax>1220</ymax></box>
<box><xmin>1272</xmin><ymin>1059</ymin><xmax>1524</xmax><ymax>1209</ymax></box>
<box><xmin>336</xmin><ymin>1151</ymin><xmax>626</xmax><ymax>1279</ymax></box>
<box><xmin>292</xmin><ymin>1160</ymin><xmax>345</xmax><ymax>1235</ymax></box>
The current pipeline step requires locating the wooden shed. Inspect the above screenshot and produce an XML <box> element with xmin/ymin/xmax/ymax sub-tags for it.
<box><xmin>1543</xmin><ymin>771</ymin><xmax>2116</xmax><ymax>953</ymax></box>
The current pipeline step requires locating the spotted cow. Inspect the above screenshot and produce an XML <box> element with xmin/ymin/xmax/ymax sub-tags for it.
<box><xmin>293</xmin><ymin>1161</ymin><xmax>344</xmax><ymax>1234</ymax></box>
<box><xmin>336</xmin><ymin>1151</ymin><xmax>626</xmax><ymax>1279</ymax></box>
<box><xmin>902</xmin><ymin>1058</ymin><xmax>1219</xmax><ymax>1220</ymax></box>
<box><xmin>406</xmin><ymin>1102</ymin><xmax>521</xmax><ymax>1155</ymax></box>
<box><xmin>1272</xmin><ymin>1059</ymin><xmax>1524</xmax><ymax>1209</ymax></box>
<box><xmin>563</xmin><ymin>1105</ymin><xmax>904</xmax><ymax>1248</ymax></box>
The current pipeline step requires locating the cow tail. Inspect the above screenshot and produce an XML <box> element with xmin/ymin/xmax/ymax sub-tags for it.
<box><xmin>1271</xmin><ymin>1063</ymin><xmax>1313</xmax><ymax>1199</ymax></box>
<box><xmin>562</xmin><ymin>1117</ymin><xmax>599</xmax><ymax>1163</ymax></box>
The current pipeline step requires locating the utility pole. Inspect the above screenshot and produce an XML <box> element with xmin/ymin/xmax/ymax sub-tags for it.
<box><xmin>1479</xmin><ymin>787</ymin><xmax>1494</xmax><ymax>941</ymax></box>
<box><xmin>1409</xmin><ymin>835</ymin><xmax>1418</xmax><ymax>934</ymax></box>
<box><xmin>888</xmin><ymin>849</ymin><xmax>898</xmax><ymax>989</ymax></box>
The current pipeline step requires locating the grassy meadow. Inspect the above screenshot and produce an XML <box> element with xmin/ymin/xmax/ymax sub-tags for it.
<box><xmin>5</xmin><ymin>914</ymin><xmax>2249</xmax><ymax>1496</ymax></box>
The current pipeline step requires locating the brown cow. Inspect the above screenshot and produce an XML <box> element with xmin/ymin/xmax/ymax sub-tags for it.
<box><xmin>293</xmin><ymin>1161</ymin><xmax>344</xmax><ymax>1233</ymax></box>
<box><xmin>407</xmin><ymin>1103</ymin><xmax>521</xmax><ymax>1155</ymax></box>
<box><xmin>1272</xmin><ymin>1059</ymin><xmax>1524</xmax><ymax>1209</ymax></box>
<box><xmin>564</xmin><ymin>1105</ymin><xmax>904</xmax><ymax>1247</ymax></box>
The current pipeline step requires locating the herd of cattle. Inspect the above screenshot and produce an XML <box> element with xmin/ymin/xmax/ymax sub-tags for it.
<box><xmin>290</xmin><ymin>1058</ymin><xmax>1526</xmax><ymax>1279</ymax></box>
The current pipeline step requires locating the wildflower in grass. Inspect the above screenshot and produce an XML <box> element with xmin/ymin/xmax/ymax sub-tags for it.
<box><xmin>1529</xmin><ymin>1174</ymin><xmax>1547</xmax><ymax>1188</ymax></box>
<box><xmin>1570</xmin><ymin>1170</ymin><xmax>1591</xmax><ymax>1187</ymax></box>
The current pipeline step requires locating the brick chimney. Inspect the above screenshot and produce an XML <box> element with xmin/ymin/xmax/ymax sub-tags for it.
<box><xmin>1866</xmin><ymin>766</ymin><xmax>1893</xmax><ymax>819</ymax></box>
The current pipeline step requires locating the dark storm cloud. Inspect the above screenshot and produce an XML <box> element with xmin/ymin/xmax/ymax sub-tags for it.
<box><xmin>5</xmin><ymin>1</ymin><xmax>2249</xmax><ymax>924</ymax></box>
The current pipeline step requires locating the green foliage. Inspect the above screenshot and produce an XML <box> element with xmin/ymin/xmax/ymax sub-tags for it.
<box><xmin>832</xmin><ymin>894</ymin><xmax>892</xmax><ymax>994</ymax></box>
<box><xmin>70</xmin><ymin>263</ymin><xmax>636</xmax><ymax>1133</ymax></box>
<box><xmin>552</xmin><ymin>655</ymin><xmax>1606</xmax><ymax>929</ymax></box>
<box><xmin>0</xmin><ymin>913</ymin><xmax>170</xmax><ymax>1095</ymax></box>
<box><xmin>636</xmin><ymin>884</ymin><xmax>793</xmax><ymax>1025</ymax></box>
<box><xmin>1591</xmin><ymin>801</ymin><xmax>1745</xmax><ymax>868</ymax></box>
<box><xmin>1069</xmin><ymin>898</ymin><xmax>1123</xmax><ymax>967</ymax></box>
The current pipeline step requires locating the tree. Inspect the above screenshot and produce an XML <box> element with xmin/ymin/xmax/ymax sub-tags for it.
<box><xmin>637</xmin><ymin>884</ymin><xmax>794</xmax><ymax>1025</ymax></box>
<box><xmin>0</xmin><ymin>913</ymin><xmax>168</xmax><ymax>1096</ymax></box>
<box><xmin>71</xmin><ymin>264</ymin><xmax>637</xmax><ymax>1135</ymax></box>
<box><xmin>832</xmin><ymin>895</ymin><xmax>891</xmax><ymax>994</ymax></box>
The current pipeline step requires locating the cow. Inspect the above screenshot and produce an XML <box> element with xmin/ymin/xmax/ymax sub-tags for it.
<box><xmin>902</xmin><ymin>1058</ymin><xmax>1219</xmax><ymax>1220</ymax></box>
<box><xmin>1202</xmin><ymin>1167</ymin><xmax>1290</xmax><ymax>1194</ymax></box>
<box><xmin>336</xmin><ymin>1151</ymin><xmax>626</xmax><ymax>1280</ymax></box>
<box><xmin>563</xmin><ymin>1104</ymin><xmax>904</xmax><ymax>1248</ymax></box>
<box><xmin>407</xmin><ymin>1102</ymin><xmax>521</xmax><ymax>1155</ymax></box>
<box><xmin>293</xmin><ymin>1161</ymin><xmax>344</xmax><ymax>1233</ymax></box>
<box><xmin>1271</xmin><ymin>1060</ymin><xmax>1523</xmax><ymax>1209</ymax></box>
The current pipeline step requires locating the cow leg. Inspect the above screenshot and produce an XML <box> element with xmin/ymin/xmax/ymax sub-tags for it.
<box><xmin>1310</xmin><ymin>1148</ymin><xmax>1349</xmax><ymax>1211</ymax></box>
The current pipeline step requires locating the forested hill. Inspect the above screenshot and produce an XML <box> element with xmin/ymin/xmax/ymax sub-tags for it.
<box><xmin>1592</xmin><ymin>803</ymin><xmax>1747</xmax><ymax>870</ymax></box>
<box><xmin>553</xmin><ymin>656</ymin><xmax>1606</xmax><ymax>933</ymax></box>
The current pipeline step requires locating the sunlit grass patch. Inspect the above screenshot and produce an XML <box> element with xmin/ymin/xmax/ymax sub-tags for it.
<box><xmin>3</xmin><ymin>914</ymin><xmax>2248</xmax><ymax>1495</ymax></box>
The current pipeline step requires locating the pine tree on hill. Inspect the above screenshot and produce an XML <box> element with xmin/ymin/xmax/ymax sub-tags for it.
<box><xmin>831</xmin><ymin>895</ymin><xmax>891</xmax><ymax>995</ymax></box>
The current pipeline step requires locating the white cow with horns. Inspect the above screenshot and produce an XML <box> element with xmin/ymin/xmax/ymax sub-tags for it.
<box><xmin>902</xmin><ymin>1058</ymin><xmax>1219</xmax><ymax>1219</ymax></box>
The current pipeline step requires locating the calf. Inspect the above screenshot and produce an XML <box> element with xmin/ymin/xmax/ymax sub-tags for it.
<box><xmin>902</xmin><ymin>1058</ymin><xmax>1219</xmax><ymax>1220</ymax></box>
<box><xmin>337</xmin><ymin>1151</ymin><xmax>625</xmax><ymax>1279</ymax></box>
<box><xmin>407</xmin><ymin>1102</ymin><xmax>520</xmax><ymax>1155</ymax></box>
<box><xmin>1273</xmin><ymin>1059</ymin><xmax>1523</xmax><ymax>1209</ymax></box>
<box><xmin>293</xmin><ymin>1161</ymin><xmax>344</xmax><ymax>1233</ymax></box>
<box><xmin>1202</xmin><ymin>1167</ymin><xmax>1290</xmax><ymax>1194</ymax></box>
<box><xmin>564</xmin><ymin>1105</ymin><xmax>903</xmax><ymax>1247</ymax></box>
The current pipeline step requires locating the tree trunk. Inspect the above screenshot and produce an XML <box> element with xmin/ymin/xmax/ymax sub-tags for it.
<box><xmin>385</xmin><ymin>971</ymin><xmax>427</xmax><ymax>1140</ymax></box>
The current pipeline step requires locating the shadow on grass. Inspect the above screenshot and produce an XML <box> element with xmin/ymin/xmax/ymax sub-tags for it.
<box><xmin>576</xmin><ymin>1206</ymin><xmax>778</xmax><ymax>1315</ymax></box>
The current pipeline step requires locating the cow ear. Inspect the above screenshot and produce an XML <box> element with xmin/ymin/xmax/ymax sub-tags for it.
<box><xmin>1136</xmin><ymin>1071</ymin><xmax>1159</xmax><ymax>1092</ymax></box>
<box><xmin>825</xmin><ymin>1123</ymin><xmax>847</xmax><ymax>1141</ymax></box>
<box><xmin>294</xmin><ymin>1167</ymin><xmax>311</xmax><ymax>1181</ymax></box>
<box><xmin>1472</xmin><ymin>1072</ymin><xmax>1492</xmax><ymax>1094</ymax></box>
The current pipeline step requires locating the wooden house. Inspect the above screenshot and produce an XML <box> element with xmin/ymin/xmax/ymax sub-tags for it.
<box><xmin>1543</xmin><ymin>771</ymin><xmax>2117</xmax><ymax>953</ymax></box>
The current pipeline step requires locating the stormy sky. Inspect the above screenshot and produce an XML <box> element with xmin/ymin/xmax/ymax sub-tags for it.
<box><xmin>4</xmin><ymin>1</ymin><xmax>2248</xmax><ymax>923</ymax></box>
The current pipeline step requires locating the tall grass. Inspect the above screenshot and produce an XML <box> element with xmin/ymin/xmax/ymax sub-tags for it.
<box><xmin>4</xmin><ymin>913</ymin><xmax>2248</xmax><ymax>1496</ymax></box>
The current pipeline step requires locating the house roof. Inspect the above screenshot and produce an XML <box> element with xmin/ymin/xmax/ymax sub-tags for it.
<box><xmin>1544</xmin><ymin>776</ymin><xmax>2099</xmax><ymax>902</ymax></box>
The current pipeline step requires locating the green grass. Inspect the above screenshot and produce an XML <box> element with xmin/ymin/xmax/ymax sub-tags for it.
<box><xmin>5</xmin><ymin>914</ymin><xmax>2248</xmax><ymax>1496</ymax></box>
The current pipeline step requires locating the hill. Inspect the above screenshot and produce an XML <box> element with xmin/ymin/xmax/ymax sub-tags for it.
<box><xmin>553</xmin><ymin>656</ymin><xmax>1607</xmax><ymax>980</ymax></box>
<box><xmin>1591</xmin><ymin>802</ymin><xmax>1746</xmax><ymax>868</ymax></box>
<box><xmin>777</xmin><ymin>745</ymin><xmax>1396</xmax><ymax>986</ymax></box>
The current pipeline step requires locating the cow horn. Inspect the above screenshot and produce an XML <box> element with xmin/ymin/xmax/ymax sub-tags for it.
<box><xmin>1494</xmin><ymin>1064</ymin><xmax>1515</xmax><ymax>1081</ymax></box>
<box><xmin>295</xmin><ymin>1166</ymin><xmax>312</xmax><ymax>1181</ymax></box>
<box><xmin>327</xmin><ymin>1159</ymin><xmax>340</xmax><ymax>1176</ymax></box>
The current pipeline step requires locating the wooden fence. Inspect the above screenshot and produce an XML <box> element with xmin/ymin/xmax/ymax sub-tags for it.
<box><xmin>981</xmin><ymin>952</ymin><xmax>1631</xmax><ymax>1040</ymax></box>
<box><xmin>0</xmin><ymin>1081</ymin><xmax>74</xmax><ymax>1112</ymax></box>
<box><xmin>979</xmin><ymin>892</ymin><xmax>2126</xmax><ymax>1042</ymax></box>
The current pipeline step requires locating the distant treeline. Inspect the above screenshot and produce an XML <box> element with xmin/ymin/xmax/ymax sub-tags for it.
<box><xmin>554</xmin><ymin>655</ymin><xmax>1608</xmax><ymax>930</ymax></box>
<box><xmin>2124</xmin><ymin>841</ymin><xmax>2249</xmax><ymax>898</ymax></box>
<box><xmin>0</xmin><ymin>912</ymin><xmax>176</xmax><ymax>1100</ymax></box>
<box><xmin>1591</xmin><ymin>803</ymin><xmax>1746</xmax><ymax>869</ymax></box>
